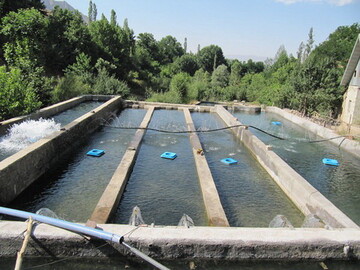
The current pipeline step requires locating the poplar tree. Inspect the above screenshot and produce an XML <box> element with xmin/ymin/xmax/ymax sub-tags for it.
<box><xmin>184</xmin><ymin>37</ymin><xmax>187</xmax><ymax>53</ymax></box>
<box><xmin>304</xmin><ymin>27</ymin><xmax>314</xmax><ymax>61</ymax></box>
<box><xmin>110</xmin><ymin>9</ymin><xmax>117</xmax><ymax>26</ymax></box>
<box><xmin>92</xmin><ymin>2</ymin><xmax>97</xmax><ymax>22</ymax></box>
<box><xmin>88</xmin><ymin>0</ymin><xmax>93</xmax><ymax>22</ymax></box>
<box><xmin>297</xmin><ymin>42</ymin><xmax>305</xmax><ymax>63</ymax></box>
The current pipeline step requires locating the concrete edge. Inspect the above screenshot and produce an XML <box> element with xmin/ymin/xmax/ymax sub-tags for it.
<box><xmin>183</xmin><ymin>108</ymin><xmax>229</xmax><ymax>227</ymax></box>
<box><xmin>88</xmin><ymin>107</ymin><xmax>155</xmax><ymax>224</ymax></box>
<box><xmin>266</xmin><ymin>106</ymin><xmax>360</xmax><ymax>159</ymax></box>
<box><xmin>214</xmin><ymin>105</ymin><xmax>359</xmax><ymax>229</ymax></box>
<box><xmin>125</xmin><ymin>100</ymin><xmax>261</xmax><ymax>113</ymax></box>
<box><xmin>1</xmin><ymin>221</ymin><xmax>359</xmax><ymax>260</ymax></box>
<box><xmin>0</xmin><ymin>96</ymin><xmax>123</xmax><ymax>205</ymax></box>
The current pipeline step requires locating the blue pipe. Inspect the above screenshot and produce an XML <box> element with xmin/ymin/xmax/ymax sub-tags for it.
<box><xmin>0</xmin><ymin>206</ymin><xmax>170</xmax><ymax>270</ymax></box>
<box><xmin>0</xmin><ymin>206</ymin><xmax>122</xmax><ymax>243</ymax></box>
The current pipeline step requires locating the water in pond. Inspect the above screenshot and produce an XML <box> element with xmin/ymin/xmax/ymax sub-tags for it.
<box><xmin>232</xmin><ymin>110</ymin><xmax>360</xmax><ymax>225</ymax></box>
<box><xmin>52</xmin><ymin>101</ymin><xmax>103</xmax><ymax>126</ymax></box>
<box><xmin>9</xmin><ymin>109</ymin><xmax>146</xmax><ymax>222</ymax></box>
<box><xmin>0</xmin><ymin>118</ymin><xmax>61</xmax><ymax>160</ymax></box>
<box><xmin>0</xmin><ymin>101</ymin><xmax>103</xmax><ymax>162</ymax></box>
<box><xmin>0</xmin><ymin>257</ymin><xmax>358</xmax><ymax>270</ymax></box>
<box><xmin>113</xmin><ymin>110</ymin><xmax>207</xmax><ymax>226</ymax></box>
<box><xmin>191</xmin><ymin>112</ymin><xmax>304</xmax><ymax>227</ymax></box>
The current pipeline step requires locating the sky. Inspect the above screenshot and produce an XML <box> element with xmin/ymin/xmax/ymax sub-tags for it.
<box><xmin>63</xmin><ymin>0</ymin><xmax>360</xmax><ymax>61</ymax></box>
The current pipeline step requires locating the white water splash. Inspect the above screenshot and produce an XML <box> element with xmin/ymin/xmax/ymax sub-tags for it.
<box><xmin>0</xmin><ymin>118</ymin><xmax>61</xmax><ymax>152</ymax></box>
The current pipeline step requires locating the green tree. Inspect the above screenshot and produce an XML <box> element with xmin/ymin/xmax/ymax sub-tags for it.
<box><xmin>88</xmin><ymin>0</ymin><xmax>97</xmax><ymax>22</ymax></box>
<box><xmin>157</xmin><ymin>35</ymin><xmax>184</xmax><ymax>65</ymax></box>
<box><xmin>1</xmin><ymin>8</ymin><xmax>47</xmax><ymax>69</ymax></box>
<box><xmin>65</xmin><ymin>52</ymin><xmax>93</xmax><ymax>85</ymax></box>
<box><xmin>88</xmin><ymin>0</ymin><xmax>93</xmax><ymax>22</ymax></box>
<box><xmin>0</xmin><ymin>66</ymin><xmax>41</xmax><ymax>120</ymax></box>
<box><xmin>304</xmin><ymin>27</ymin><xmax>314</xmax><ymax>61</ymax></box>
<box><xmin>110</xmin><ymin>9</ymin><xmax>117</xmax><ymax>26</ymax></box>
<box><xmin>312</xmin><ymin>23</ymin><xmax>360</xmax><ymax>68</ymax></box>
<box><xmin>0</xmin><ymin>0</ymin><xmax>44</xmax><ymax>18</ymax></box>
<box><xmin>89</xmin><ymin>15</ymin><xmax>132</xmax><ymax>79</ymax></box>
<box><xmin>172</xmin><ymin>54</ymin><xmax>199</xmax><ymax>76</ymax></box>
<box><xmin>46</xmin><ymin>7</ymin><xmax>92</xmax><ymax>76</ymax></box>
<box><xmin>211</xmin><ymin>64</ymin><xmax>229</xmax><ymax>89</ymax></box>
<box><xmin>52</xmin><ymin>74</ymin><xmax>90</xmax><ymax>103</ymax></box>
<box><xmin>198</xmin><ymin>45</ymin><xmax>226</xmax><ymax>73</ymax></box>
<box><xmin>169</xmin><ymin>72</ymin><xmax>191</xmax><ymax>101</ymax></box>
<box><xmin>229</xmin><ymin>60</ymin><xmax>242</xmax><ymax>86</ymax></box>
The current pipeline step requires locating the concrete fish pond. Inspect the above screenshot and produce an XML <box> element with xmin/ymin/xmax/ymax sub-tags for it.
<box><xmin>0</xmin><ymin>98</ymin><xmax>359</xmax><ymax>268</ymax></box>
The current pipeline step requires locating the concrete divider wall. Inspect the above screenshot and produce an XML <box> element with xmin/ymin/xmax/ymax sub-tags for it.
<box><xmin>0</xmin><ymin>96</ymin><xmax>123</xmax><ymax>205</ymax></box>
<box><xmin>266</xmin><ymin>106</ymin><xmax>360</xmax><ymax>159</ymax></box>
<box><xmin>183</xmin><ymin>108</ymin><xmax>229</xmax><ymax>227</ymax></box>
<box><xmin>1</xmin><ymin>221</ymin><xmax>359</xmax><ymax>260</ymax></box>
<box><xmin>89</xmin><ymin>107</ymin><xmax>155</xmax><ymax>224</ymax></box>
<box><xmin>215</xmin><ymin>105</ymin><xmax>359</xmax><ymax>229</ymax></box>
<box><xmin>125</xmin><ymin>100</ymin><xmax>215</xmax><ymax>112</ymax></box>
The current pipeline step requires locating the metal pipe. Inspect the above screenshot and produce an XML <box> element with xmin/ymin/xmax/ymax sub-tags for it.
<box><xmin>0</xmin><ymin>207</ymin><xmax>169</xmax><ymax>270</ymax></box>
<box><xmin>0</xmin><ymin>207</ymin><xmax>122</xmax><ymax>243</ymax></box>
<box><xmin>122</xmin><ymin>241</ymin><xmax>170</xmax><ymax>270</ymax></box>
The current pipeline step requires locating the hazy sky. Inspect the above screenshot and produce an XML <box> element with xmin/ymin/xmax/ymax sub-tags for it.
<box><xmin>63</xmin><ymin>0</ymin><xmax>360</xmax><ymax>60</ymax></box>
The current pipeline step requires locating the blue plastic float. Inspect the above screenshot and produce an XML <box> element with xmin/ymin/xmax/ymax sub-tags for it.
<box><xmin>322</xmin><ymin>158</ymin><xmax>339</xmax><ymax>166</ymax></box>
<box><xmin>271</xmin><ymin>121</ymin><xmax>282</xmax><ymax>126</ymax></box>
<box><xmin>87</xmin><ymin>149</ymin><xmax>105</xmax><ymax>157</ymax></box>
<box><xmin>221</xmin><ymin>158</ymin><xmax>238</xmax><ymax>165</ymax></box>
<box><xmin>161</xmin><ymin>152</ymin><xmax>177</xmax><ymax>160</ymax></box>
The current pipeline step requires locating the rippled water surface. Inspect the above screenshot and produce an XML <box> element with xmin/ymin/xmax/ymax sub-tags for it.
<box><xmin>9</xmin><ymin>109</ymin><xmax>146</xmax><ymax>222</ymax></box>
<box><xmin>191</xmin><ymin>112</ymin><xmax>304</xmax><ymax>227</ymax></box>
<box><xmin>114</xmin><ymin>110</ymin><xmax>207</xmax><ymax>226</ymax></box>
<box><xmin>232</xmin><ymin>110</ymin><xmax>360</xmax><ymax>225</ymax></box>
<box><xmin>52</xmin><ymin>101</ymin><xmax>104</xmax><ymax>126</ymax></box>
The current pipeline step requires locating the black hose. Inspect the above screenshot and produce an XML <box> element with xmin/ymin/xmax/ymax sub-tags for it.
<box><xmin>103</xmin><ymin>125</ymin><xmax>350</xmax><ymax>144</ymax></box>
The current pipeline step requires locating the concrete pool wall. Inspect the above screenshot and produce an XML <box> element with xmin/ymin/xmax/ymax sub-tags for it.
<box><xmin>1</xmin><ymin>99</ymin><xmax>360</xmax><ymax>262</ymax></box>
<box><xmin>1</xmin><ymin>221</ymin><xmax>360</xmax><ymax>261</ymax></box>
<box><xmin>0</xmin><ymin>96</ymin><xmax>122</xmax><ymax>205</ymax></box>
<box><xmin>215</xmin><ymin>105</ymin><xmax>359</xmax><ymax>229</ymax></box>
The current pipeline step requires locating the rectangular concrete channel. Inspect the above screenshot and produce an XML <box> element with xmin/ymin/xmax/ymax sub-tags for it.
<box><xmin>215</xmin><ymin>105</ymin><xmax>359</xmax><ymax>229</ymax></box>
<box><xmin>89</xmin><ymin>107</ymin><xmax>155</xmax><ymax>224</ymax></box>
<box><xmin>1</xmin><ymin>100</ymin><xmax>360</xmax><ymax>263</ymax></box>
<box><xmin>0</xmin><ymin>96</ymin><xmax>123</xmax><ymax>205</ymax></box>
<box><xmin>111</xmin><ymin>108</ymin><xmax>208</xmax><ymax>226</ymax></box>
<box><xmin>183</xmin><ymin>108</ymin><xmax>229</xmax><ymax>227</ymax></box>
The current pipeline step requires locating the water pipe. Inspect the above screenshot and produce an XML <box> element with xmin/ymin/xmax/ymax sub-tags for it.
<box><xmin>0</xmin><ymin>207</ymin><xmax>169</xmax><ymax>270</ymax></box>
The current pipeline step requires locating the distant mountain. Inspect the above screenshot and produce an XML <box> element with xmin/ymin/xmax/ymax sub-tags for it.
<box><xmin>42</xmin><ymin>0</ymin><xmax>88</xmax><ymax>22</ymax></box>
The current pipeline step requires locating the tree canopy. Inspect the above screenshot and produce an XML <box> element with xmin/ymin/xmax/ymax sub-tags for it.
<box><xmin>0</xmin><ymin>1</ymin><xmax>358</xmax><ymax>121</ymax></box>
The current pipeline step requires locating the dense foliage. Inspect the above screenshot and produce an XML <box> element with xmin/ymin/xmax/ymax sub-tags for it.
<box><xmin>0</xmin><ymin>0</ymin><xmax>358</xmax><ymax>121</ymax></box>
